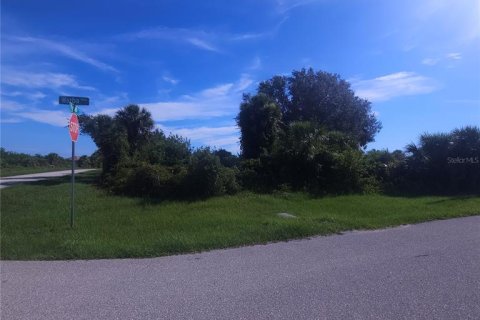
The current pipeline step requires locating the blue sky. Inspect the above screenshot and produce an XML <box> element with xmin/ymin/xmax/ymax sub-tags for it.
<box><xmin>1</xmin><ymin>0</ymin><xmax>479</xmax><ymax>157</ymax></box>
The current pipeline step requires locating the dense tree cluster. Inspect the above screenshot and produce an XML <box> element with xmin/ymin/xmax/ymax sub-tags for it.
<box><xmin>364</xmin><ymin>126</ymin><xmax>480</xmax><ymax>194</ymax></box>
<box><xmin>79</xmin><ymin>105</ymin><xmax>239</xmax><ymax>199</ymax></box>
<box><xmin>77</xmin><ymin>69</ymin><xmax>478</xmax><ymax>198</ymax></box>
<box><xmin>236</xmin><ymin>69</ymin><xmax>381</xmax><ymax>193</ymax></box>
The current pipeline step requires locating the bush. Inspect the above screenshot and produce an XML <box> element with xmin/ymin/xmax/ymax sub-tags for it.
<box><xmin>186</xmin><ymin>148</ymin><xmax>240</xmax><ymax>198</ymax></box>
<box><xmin>112</xmin><ymin>162</ymin><xmax>186</xmax><ymax>198</ymax></box>
<box><xmin>218</xmin><ymin>167</ymin><xmax>241</xmax><ymax>195</ymax></box>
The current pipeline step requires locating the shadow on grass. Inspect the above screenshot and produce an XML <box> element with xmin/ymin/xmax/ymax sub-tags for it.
<box><xmin>425</xmin><ymin>195</ymin><xmax>480</xmax><ymax>205</ymax></box>
<box><xmin>24</xmin><ymin>170</ymin><xmax>100</xmax><ymax>187</ymax></box>
<box><xmin>383</xmin><ymin>187</ymin><xmax>480</xmax><ymax>199</ymax></box>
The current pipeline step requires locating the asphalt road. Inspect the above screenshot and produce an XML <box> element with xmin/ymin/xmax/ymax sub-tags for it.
<box><xmin>1</xmin><ymin>216</ymin><xmax>479</xmax><ymax>320</ymax></box>
<box><xmin>0</xmin><ymin>169</ymin><xmax>96</xmax><ymax>189</ymax></box>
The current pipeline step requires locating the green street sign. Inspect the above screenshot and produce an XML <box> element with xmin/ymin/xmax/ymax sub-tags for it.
<box><xmin>59</xmin><ymin>96</ymin><xmax>90</xmax><ymax>106</ymax></box>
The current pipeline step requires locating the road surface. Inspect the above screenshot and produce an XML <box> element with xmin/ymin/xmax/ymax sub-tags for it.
<box><xmin>1</xmin><ymin>216</ymin><xmax>479</xmax><ymax>320</ymax></box>
<box><xmin>0</xmin><ymin>169</ymin><xmax>96</xmax><ymax>189</ymax></box>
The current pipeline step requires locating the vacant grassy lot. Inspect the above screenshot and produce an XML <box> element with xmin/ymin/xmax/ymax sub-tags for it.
<box><xmin>1</xmin><ymin>172</ymin><xmax>479</xmax><ymax>260</ymax></box>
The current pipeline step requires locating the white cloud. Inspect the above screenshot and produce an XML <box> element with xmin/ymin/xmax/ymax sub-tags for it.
<box><xmin>14</xmin><ymin>110</ymin><xmax>70</xmax><ymax>127</ymax></box>
<box><xmin>165</xmin><ymin>126</ymin><xmax>238</xmax><ymax>141</ymax></box>
<box><xmin>162</xmin><ymin>75</ymin><xmax>179</xmax><ymax>85</ymax></box>
<box><xmin>119</xmin><ymin>25</ymin><xmax>274</xmax><ymax>53</ymax></box>
<box><xmin>1</xmin><ymin>70</ymin><xmax>96</xmax><ymax>91</ymax></box>
<box><xmin>93</xmin><ymin>92</ymin><xmax>129</xmax><ymax>108</ymax></box>
<box><xmin>1</xmin><ymin>90</ymin><xmax>47</xmax><ymax>101</ymax></box>
<box><xmin>352</xmin><ymin>72</ymin><xmax>438</xmax><ymax>102</ymax></box>
<box><xmin>200</xmin><ymin>83</ymin><xmax>235</xmax><ymax>99</ymax></box>
<box><xmin>120</xmin><ymin>27</ymin><xmax>219</xmax><ymax>52</ymax></box>
<box><xmin>422</xmin><ymin>52</ymin><xmax>462</xmax><ymax>66</ymax></box>
<box><xmin>158</xmin><ymin>124</ymin><xmax>239</xmax><ymax>152</ymax></box>
<box><xmin>275</xmin><ymin>0</ymin><xmax>322</xmax><ymax>14</ymax></box>
<box><xmin>421</xmin><ymin>58</ymin><xmax>440</xmax><ymax>66</ymax></box>
<box><xmin>248</xmin><ymin>56</ymin><xmax>262</xmax><ymax>70</ymax></box>
<box><xmin>446</xmin><ymin>52</ymin><xmax>462</xmax><ymax>60</ymax></box>
<box><xmin>235</xmin><ymin>74</ymin><xmax>254</xmax><ymax>92</ymax></box>
<box><xmin>0</xmin><ymin>118</ymin><xmax>23</xmax><ymax>124</ymax></box>
<box><xmin>7</xmin><ymin>36</ymin><xmax>118</xmax><ymax>73</ymax></box>
<box><xmin>186</xmin><ymin>38</ymin><xmax>219</xmax><ymax>52</ymax></box>
<box><xmin>0</xmin><ymin>100</ymin><xmax>25</xmax><ymax>111</ymax></box>
<box><xmin>92</xmin><ymin>74</ymin><xmax>253</xmax><ymax>123</ymax></box>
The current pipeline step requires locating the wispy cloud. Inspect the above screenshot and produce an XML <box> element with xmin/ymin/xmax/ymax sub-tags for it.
<box><xmin>0</xmin><ymin>117</ymin><xmax>23</xmax><ymax>124</ymax></box>
<box><xmin>1</xmin><ymin>69</ymin><xmax>96</xmax><ymax>91</ymax></box>
<box><xmin>9</xmin><ymin>109</ymin><xmax>70</xmax><ymax>127</ymax></box>
<box><xmin>1</xmin><ymin>90</ymin><xmax>47</xmax><ymax>101</ymax></box>
<box><xmin>274</xmin><ymin>0</ymin><xmax>323</xmax><ymax>14</ymax></box>
<box><xmin>159</xmin><ymin>124</ymin><xmax>239</xmax><ymax>152</ymax></box>
<box><xmin>0</xmin><ymin>100</ymin><xmax>25</xmax><ymax>111</ymax></box>
<box><xmin>422</xmin><ymin>52</ymin><xmax>462</xmax><ymax>67</ymax></box>
<box><xmin>446</xmin><ymin>52</ymin><xmax>462</xmax><ymax>60</ymax></box>
<box><xmin>119</xmin><ymin>25</ymin><xmax>277</xmax><ymax>53</ymax></box>
<box><xmin>352</xmin><ymin>72</ymin><xmax>438</xmax><ymax>102</ymax></box>
<box><xmin>93</xmin><ymin>74</ymin><xmax>255</xmax><ymax>123</ymax></box>
<box><xmin>248</xmin><ymin>56</ymin><xmax>262</xmax><ymax>70</ymax></box>
<box><xmin>119</xmin><ymin>26</ymin><xmax>220</xmax><ymax>52</ymax></box>
<box><xmin>421</xmin><ymin>58</ymin><xmax>440</xmax><ymax>66</ymax></box>
<box><xmin>186</xmin><ymin>37</ymin><xmax>219</xmax><ymax>52</ymax></box>
<box><xmin>162</xmin><ymin>75</ymin><xmax>179</xmax><ymax>85</ymax></box>
<box><xmin>235</xmin><ymin>74</ymin><xmax>254</xmax><ymax>92</ymax></box>
<box><xmin>6</xmin><ymin>36</ymin><xmax>119</xmax><ymax>73</ymax></box>
<box><xmin>398</xmin><ymin>1</ymin><xmax>480</xmax><ymax>51</ymax></box>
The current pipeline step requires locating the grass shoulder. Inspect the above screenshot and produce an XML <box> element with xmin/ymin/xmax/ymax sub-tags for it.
<box><xmin>1</xmin><ymin>166</ymin><xmax>73</xmax><ymax>177</ymax></box>
<box><xmin>1</xmin><ymin>171</ymin><xmax>479</xmax><ymax>260</ymax></box>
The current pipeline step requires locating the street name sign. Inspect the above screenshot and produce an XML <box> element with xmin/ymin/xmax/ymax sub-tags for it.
<box><xmin>59</xmin><ymin>96</ymin><xmax>90</xmax><ymax>106</ymax></box>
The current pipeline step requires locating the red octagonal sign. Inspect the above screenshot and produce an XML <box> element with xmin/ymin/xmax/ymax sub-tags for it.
<box><xmin>69</xmin><ymin>113</ymin><xmax>79</xmax><ymax>142</ymax></box>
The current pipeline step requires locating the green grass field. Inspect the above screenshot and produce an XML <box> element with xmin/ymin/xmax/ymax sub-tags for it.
<box><xmin>0</xmin><ymin>166</ymin><xmax>72</xmax><ymax>177</ymax></box>
<box><xmin>1</xmin><ymin>172</ymin><xmax>479</xmax><ymax>260</ymax></box>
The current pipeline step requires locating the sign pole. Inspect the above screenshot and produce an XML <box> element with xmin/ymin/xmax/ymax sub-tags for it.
<box><xmin>71</xmin><ymin>140</ymin><xmax>75</xmax><ymax>228</ymax></box>
<box><xmin>60</xmin><ymin>96</ymin><xmax>89</xmax><ymax>228</ymax></box>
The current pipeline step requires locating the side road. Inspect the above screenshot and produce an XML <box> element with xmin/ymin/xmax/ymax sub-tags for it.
<box><xmin>1</xmin><ymin>216</ymin><xmax>479</xmax><ymax>320</ymax></box>
<box><xmin>0</xmin><ymin>169</ymin><xmax>96</xmax><ymax>189</ymax></box>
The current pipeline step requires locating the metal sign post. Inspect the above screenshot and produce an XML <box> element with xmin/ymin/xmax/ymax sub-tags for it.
<box><xmin>60</xmin><ymin>96</ymin><xmax>89</xmax><ymax>228</ymax></box>
<box><xmin>71</xmin><ymin>137</ymin><xmax>75</xmax><ymax>228</ymax></box>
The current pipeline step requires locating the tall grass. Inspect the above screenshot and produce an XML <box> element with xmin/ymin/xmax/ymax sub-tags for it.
<box><xmin>1</xmin><ymin>172</ymin><xmax>479</xmax><ymax>260</ymax></box>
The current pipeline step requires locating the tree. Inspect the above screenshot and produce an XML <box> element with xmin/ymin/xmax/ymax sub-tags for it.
<box><xmin>258</xmin><ymin>68</ymin><xmax>381</xmax><ymax>146</ymax></box>
<box><xmin>79</xmin><ymin>113</ymin><xmax>129</xmax><ymax>174</ymax></box>
<box><xmin>405</xmin><ymin>126</ymin><xmax>480</xmax><ymax>193</ymax></box>
<box><xmin>115</xmin><ymin>104</ymin><xmax>154</xmax><ymax>155</ymax></box>
<box><xmin>213</xmin><ymin>149</ymin><xmax>239</xmax><ymax>168</ymax></box>
<box><xmin>236</xmin><ymin>93</ymin><xmax>282</xmax><ymax>159</ymax></box>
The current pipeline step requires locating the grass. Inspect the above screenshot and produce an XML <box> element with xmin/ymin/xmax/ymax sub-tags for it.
<box><xmin>1</xmin><ymin>171</ymin><xmax>479</xmax><ymax>260</ymax></box>
<box><xmin>0</xmin><ymin>166</ymin><xmax>72</xmax><ymax>177</ymax></box>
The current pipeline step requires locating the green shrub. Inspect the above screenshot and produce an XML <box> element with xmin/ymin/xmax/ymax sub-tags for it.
<box><xmin>186</xmin><ymin>148</ymin><xmax>223</xmax><ymax>198</ymax></box>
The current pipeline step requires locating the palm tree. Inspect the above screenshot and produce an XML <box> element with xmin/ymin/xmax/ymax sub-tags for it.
<box><xmin>115</xmin><ymin>104</ymin><xmax>155</xmax><ymax>155</ymax></box>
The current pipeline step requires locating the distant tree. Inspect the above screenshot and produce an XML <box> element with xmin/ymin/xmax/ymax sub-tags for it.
<box><xmin>46</xmin><ymin>153</ymin><xmax>63</xmax><ymax>166</ymax></box>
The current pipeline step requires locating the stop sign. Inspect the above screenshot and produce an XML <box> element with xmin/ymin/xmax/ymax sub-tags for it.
<box><xmin>69</xmin><ymin>113</ymin><xmax>79</xmax><ymax>142</ymax></box>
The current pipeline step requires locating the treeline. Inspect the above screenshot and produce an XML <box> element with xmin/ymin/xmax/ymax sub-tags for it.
<box><xmin>79</xmin><ymin>68</ymin><xmax>479</xmax><ymax>198</ymax></box>
<box><xmin>0</xmin><ymin>148</ymin><xmax>100</xmax><ymax>169</ymax></box>
<box><xmin>237</xmin><ymin>69</ymin><xmax>479</xmax><ymax>195</ymax></box>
